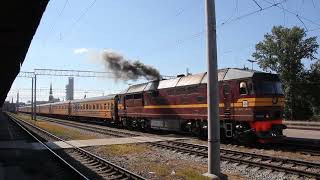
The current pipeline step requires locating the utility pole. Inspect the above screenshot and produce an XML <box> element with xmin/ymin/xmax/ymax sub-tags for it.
<box><xmin>33</xmin><ymin>75</ymin><xmax>37</xmax><ymax>120</ymax></box>
<box><xmin>16</xmin><ymin>91</ymin><xmax>19</xmax><ymax>112</ymax></box>
<box><xmin>31</xmin><ymin>77</ymin><xmax>34</xmax><ymax>119</ymax></box>
<box><xmin>205</xmin><ymin>0</ymin><xmax>221</xmax><ymax>178</ymax></box>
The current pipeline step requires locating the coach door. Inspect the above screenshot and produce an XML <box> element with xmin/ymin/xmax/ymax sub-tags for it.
<box><xmin>68</xmin><ymin>102</ymin><xmax>71</xmax><ymax>116</ymax></box>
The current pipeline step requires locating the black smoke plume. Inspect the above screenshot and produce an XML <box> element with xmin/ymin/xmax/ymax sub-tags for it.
<box><xmin>101</xmin><ymin>50</ymin><xmax>161</xmax><ymax>81</ymax></box>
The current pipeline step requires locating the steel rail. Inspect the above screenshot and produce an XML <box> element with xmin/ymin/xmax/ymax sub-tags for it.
<box><xmin>9</xmin><ymin>113</ymin><xmax>146</xmax><ymax>180</ymax></box>
<box><xmin>21</xmin><ymin>114</ymin><xmax>320</xmax><ymax>178</ymax></box>
<box><xmin>7</xmin><ymin>113</ymin><xmax>90</xmax><ymax>180</ymax></box>
<box><xmin>152</xmin><ymin>141</ymin><xmax>320</xmax><ymax>178</ymax></box>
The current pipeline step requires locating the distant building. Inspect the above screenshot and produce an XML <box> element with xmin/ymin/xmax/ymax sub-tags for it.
<box><xmin>49</xmin><ymin>83</ymin><xmax>54</xmax><ymax>102</ymax></box>
<box><xmin>48</xmin><ymin>83</ymin><xmax>60</xmax><ymax>103</ymax></box>
<box><xmin>65</xmin><ymin>77</ymin><xmax>74</xmax><ymax>100</ymax></box>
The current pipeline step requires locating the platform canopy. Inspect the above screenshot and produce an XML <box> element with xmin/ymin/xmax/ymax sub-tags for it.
<box><xmin>0</xmin><ymin>0</ymin><xmax>49</xmax><ymax>106</ymax></box>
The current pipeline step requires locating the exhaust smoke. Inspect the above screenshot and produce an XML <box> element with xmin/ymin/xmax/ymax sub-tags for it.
<box><xmin>101</xmin><ymin>50</ymin><xmax>161</xmax><ymax>81</ymax></box>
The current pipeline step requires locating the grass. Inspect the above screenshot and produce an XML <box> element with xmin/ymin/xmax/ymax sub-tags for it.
<box><xmin>175</xmin><ymin>166</ymin><xmax>210</xmax><ymax>180</ymax></box>
<box><xmin>100</xmin><ymin>144</ymin><xmax>151</xmax><ymax>156</ymax></box>
<box><xmin>15</xmin><ymin>113</ymin><xmax>34</xmax><ymax>123</ymax></box>
<box><xmin>150</xmin><ymin>164</ymin><xmax>172</xmax><ymax>177</ymax></box>
<box><xmin>13</xmin><ymin>113</ymin><xmax>97</xmax><ymax>140</ymax></box>
<box><xmin>36</xmin><ymin>122</ymin><xmax>97</xmax><ymax>140</ymax></box>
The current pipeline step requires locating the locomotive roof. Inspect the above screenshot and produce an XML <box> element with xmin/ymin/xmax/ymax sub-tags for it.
<box><xmin>120</xmin><ymin>68</ymin><xmax>276</xmax><ymax>94</ymax></box>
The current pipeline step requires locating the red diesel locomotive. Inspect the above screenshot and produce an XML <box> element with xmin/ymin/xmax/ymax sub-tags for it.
<box><xmin>19</xmin><ymin>68</ymin><xmax>286</xmax><ymax>142</ymax></box>
<box><xmin>117</xmin><ymin>68</ymin><xmax>286</xmax><ymax>142</ymax></box>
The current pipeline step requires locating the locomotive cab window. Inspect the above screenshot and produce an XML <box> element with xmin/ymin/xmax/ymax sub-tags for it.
<box><xmin>239</xmin><ymin>81</ymin><xmax>248</xmax><ymax>95</ymax></box>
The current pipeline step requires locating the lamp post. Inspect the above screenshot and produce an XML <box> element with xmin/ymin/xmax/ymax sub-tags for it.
<box><xmin>247</xmin><ymin>59</ymin><xmax>257</xmax><ymax>70</ymax></box>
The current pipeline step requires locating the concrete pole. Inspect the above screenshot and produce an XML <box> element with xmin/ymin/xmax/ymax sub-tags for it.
<box><xmin>31</xmin><ymin>77</ymin><xmax>34</xmax><ymax>119</ymax></box>
<box><xmin>33</xmin><ymin>75</ymin><xmax>37</xmax><ymax>120</ymax></box>
<box><xmin>205</xmin><ymin>0</ymin><xmax>221</xmax><ymax>178</ymax></box>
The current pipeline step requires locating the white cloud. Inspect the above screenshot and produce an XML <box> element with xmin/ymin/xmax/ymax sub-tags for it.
<box><xmin>73</xmin><ymin>48</ymin><xmax>89</xmax><ymax>54</ymax></box>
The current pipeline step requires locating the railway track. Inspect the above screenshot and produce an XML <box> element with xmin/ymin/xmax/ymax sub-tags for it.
<box><xmin>33</xmin><ymin>114</ymin><xmax>320</xmax><ymax>178</ymax></box>
<box><xmin>8</xmin><ymin>113</ymin><xmax>146</xmax><ymax>180</ymax></box>
<box><xmin>37</xmin><ymin>115</ymin><xmax>320</xmax><ymax>156</ymax></box>
<box><xmin>7</xmin><ymin>114</ymin><xmax>89</xmax><ymax>179</ymax></box>
<box><xmin>40</xmin><ymin>116</ymin><xmax>137</xmax><ymax>137</ymax></box>
<box><xmin>151</xmin><ymin>141</ymin><xmax>320</xmax><ymax>178</ymax></box>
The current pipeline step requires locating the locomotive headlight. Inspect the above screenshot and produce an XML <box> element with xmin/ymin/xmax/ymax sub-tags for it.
<box><xmin>265</xmin><ymin>113</ymin><xmax>270</xmax><ymax>119</ymax></box>
<box><xmin>235</xmin><ymin>124</ymin><xmax>243</xmax><ymax>129</ymax></box>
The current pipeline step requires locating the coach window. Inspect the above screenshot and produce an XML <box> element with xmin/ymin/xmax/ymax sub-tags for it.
<box><xmin>104</xmin><ymin>104</ymin><xmax>107</xmax><ymax>109</ymax></box>
<box><xmin>125</xmin><ymin>94</ymin><xmax>133</xmax><ymax>100</ymax></box>
<box><xmin>239</xmin><ymin>81</ymin><xmax>248</xmax><ymax>95</ymax></box>
<box><xmin>107</xmin><ymin>103</ymin><xmax>110</xmax><ymax>110</ymax></box>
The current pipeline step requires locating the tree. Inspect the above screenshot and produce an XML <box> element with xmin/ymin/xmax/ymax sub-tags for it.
<box><xmin>302</xmin><ymin>60</ymin><xmax>320</xmax><ymax>116</ymax></box>
<box><xmin>252</xmin><ymin>26</ymin><xmax>319</xmax><ymax>120</ymax></box>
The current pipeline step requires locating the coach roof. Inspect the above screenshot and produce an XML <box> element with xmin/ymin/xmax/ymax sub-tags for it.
<box><xmin>71</xmin><ymin>94</ymin><xmax>116</xmax><ymax>103</ymax></box>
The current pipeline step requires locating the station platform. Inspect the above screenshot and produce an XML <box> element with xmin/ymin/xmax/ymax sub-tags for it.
<box><xmin>33</xmin><ymin>136</ymin><xmax>187</xmax><ymax>150</ymax></box>
<box><xmin>0</xmin><ymin>112</ymin><xmax>79</xmax><ymax>179</ymax></box>
<box><xmin>284</xmin><ymin>128</ymin><xmax>320</xmax><ymax>140</ymax></box>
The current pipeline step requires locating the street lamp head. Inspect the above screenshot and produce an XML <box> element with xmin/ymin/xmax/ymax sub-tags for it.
<box><xmin>247</xmin><ymin>59</ymin><xmax>257</xmax><ymax>63</ymax></box>
<box><xmin>247</xmin><ymin>59</ymin><xmax>257</xmax><ymax>70</ymax></box>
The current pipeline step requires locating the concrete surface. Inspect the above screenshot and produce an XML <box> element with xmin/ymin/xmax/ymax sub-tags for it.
<box><xmin>32</xmin><ymin>136</ymin><xmax>187</xmax><ymax>150</ymax></box>
<box><xmin>284</xmin><ymin>129</ymin><xmax>320</xmax><ymax>140</ymax></box>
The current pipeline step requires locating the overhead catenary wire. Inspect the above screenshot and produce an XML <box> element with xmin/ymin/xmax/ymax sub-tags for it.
<box><xmin>43</xmin><ymin>0</ymin><xmax>69</xmax><ymax>45</ymax></box>
<box><xmin>146</xmin><ymin>0</ymin><xmax>287</xmax><ymax>58</ymax></box>
<box><xmin>262</xmin><ymin>0</ymin><xmax>320</xmax><ymax>29</ymax></box>
<box><xmin>221</xmin><ymin>0</ymin><xmax>287</xmax><ymax>26</ymax></box>
<box><xmin>252</xmin><ymin>0</ymin><xmax>263</xmax><ymax>10</ymax></box>
<box><xmin>59</xmin><ymin>0</ymin><xmax>97</xmax><ymax>41</ymax></box>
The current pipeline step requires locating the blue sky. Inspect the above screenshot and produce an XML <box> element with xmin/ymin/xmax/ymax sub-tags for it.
<box><xmin>7</xmin><ymin>0</ymin><xmax>320</xmax><ymax>103</ymax></box>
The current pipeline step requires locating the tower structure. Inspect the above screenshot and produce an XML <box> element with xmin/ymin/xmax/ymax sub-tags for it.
<box><xmin>65</xmin><ymin>77</ymin><xmax>74</xmax><ymax>100</ymax></box>
<box><xmin>49</xmin><ymin>83</ymin><xmax>54</xmax><ymax>102</ymax></box>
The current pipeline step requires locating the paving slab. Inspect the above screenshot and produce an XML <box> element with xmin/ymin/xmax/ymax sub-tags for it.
<box><xmin>32</xmin><ymin>136</ymin><xmax>187</xmax><ymax>150</ymax></box>
<box><xmin>0</xmin><ymin>112</ymin><xmax>78</xmax><ymax>179</ymax></box>
<box><xmin>284</xmin><ymin>129</ymin><xmax>320</xmax><ymax>140</ymax></box>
